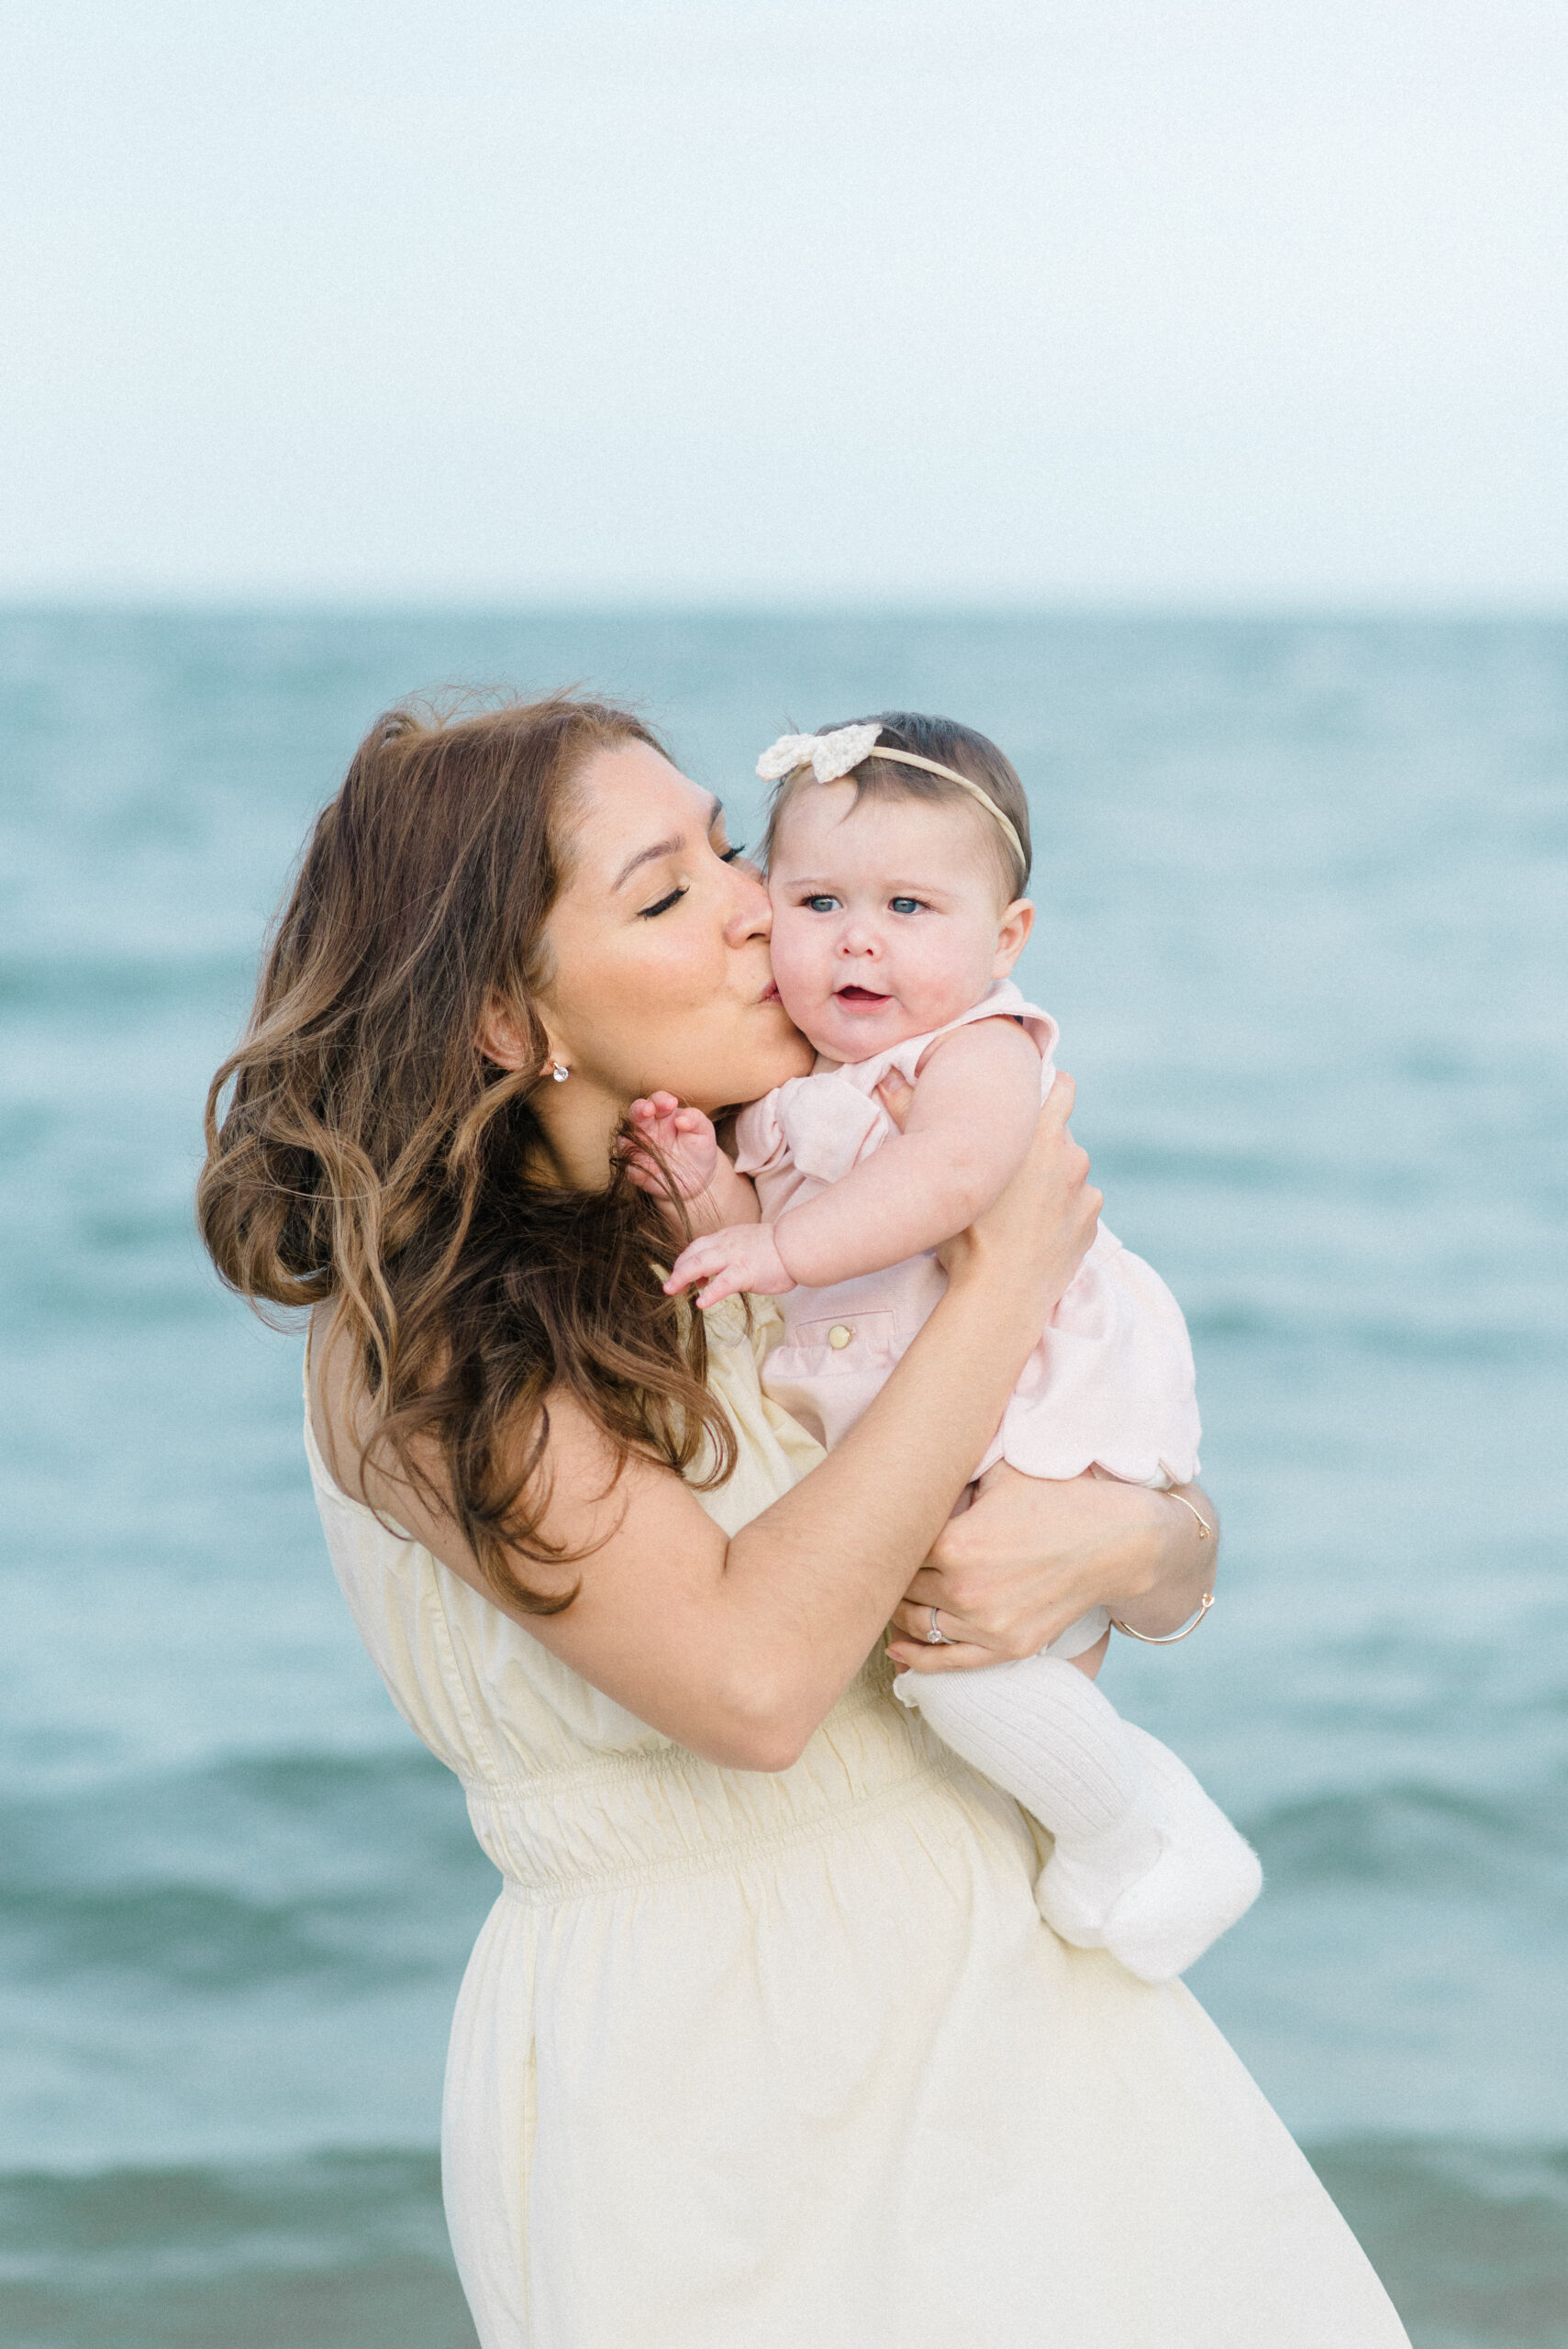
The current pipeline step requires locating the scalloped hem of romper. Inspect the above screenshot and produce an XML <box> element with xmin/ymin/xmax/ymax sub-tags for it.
<box><xmin>976</xmin><ymin>1430</ymin><xmax>1200</xmax><ymax>1488</ymax></box>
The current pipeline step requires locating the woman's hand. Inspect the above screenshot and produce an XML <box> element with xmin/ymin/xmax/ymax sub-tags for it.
<box><xmin>885</xmin><ymin>1463</ymin><xmax>1218</xmax><ymax>1674</ymax></box>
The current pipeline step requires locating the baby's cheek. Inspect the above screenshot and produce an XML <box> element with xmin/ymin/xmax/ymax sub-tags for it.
<box><xmin>899</xmin><ymin>929</ymin><xmax>993</xmax><ymax>1025</ymax></box>
<box><xmin>765</xmin><ymin>910</ymin><xmax>824</xmax><ymax>1021</ymax></box>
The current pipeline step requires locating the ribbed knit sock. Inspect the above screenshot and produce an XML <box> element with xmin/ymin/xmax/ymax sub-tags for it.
<box><xmin>895</xmin><ymin>1653</ymin><xmax>1162</xmax><ymax>1915</ymax></box>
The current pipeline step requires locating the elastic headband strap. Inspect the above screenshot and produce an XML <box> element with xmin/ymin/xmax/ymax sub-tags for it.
<box><xmin>756</xmin><ymin>723</ymin><xmax>1029</xmax><ymax>881</ymax></box>
<box><xmin>860</xmin><ymin>746</ymin><xmax>1027</xmax><ymax>876</ymax></box>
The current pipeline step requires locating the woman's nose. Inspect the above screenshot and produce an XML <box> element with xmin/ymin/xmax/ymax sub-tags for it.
<box><xmin>723</xmin><ymin>861</ymin><xmax>773</xmax><ymax>943</ymax></box>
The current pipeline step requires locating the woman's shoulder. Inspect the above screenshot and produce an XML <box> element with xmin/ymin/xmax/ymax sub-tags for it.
<box><xmin>304</xmin><ymin>1308</ymin><xmax>684</xmax><ymax>1775</ymax></box>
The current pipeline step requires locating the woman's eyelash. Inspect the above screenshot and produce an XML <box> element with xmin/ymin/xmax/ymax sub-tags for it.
<box><xmin>639</xmin><ymin>843</ymin><xmax>747</xmax><ymax>916</ymax></box>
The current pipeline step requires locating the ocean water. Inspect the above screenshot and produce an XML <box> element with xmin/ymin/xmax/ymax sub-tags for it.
<box><xmin>2</xmin><ymin>608</ymin><xmax>1563</xmax><ymax>2347</ymax></box>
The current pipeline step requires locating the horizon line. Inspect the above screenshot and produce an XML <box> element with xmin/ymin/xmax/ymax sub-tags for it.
<box><xmin>3</xmin><ymin>593</ymin><xmax>1566</xmax><ymax>625</ymax></box>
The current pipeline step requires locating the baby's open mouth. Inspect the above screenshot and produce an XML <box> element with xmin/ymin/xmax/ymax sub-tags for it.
<box><xmin>835</xmin><ymin>985</ymin><xmax>890</xmax><ymax>1005</ymax></box>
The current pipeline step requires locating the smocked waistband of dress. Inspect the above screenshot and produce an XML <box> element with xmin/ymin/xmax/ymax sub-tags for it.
<box><xmin>473</xmin><ymin>1739</ymin><xmax>962</xmax><ymax>1905</ymax></box>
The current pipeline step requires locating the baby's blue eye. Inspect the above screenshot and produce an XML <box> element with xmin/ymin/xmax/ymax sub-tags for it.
<box><xmin>889</xmin><ymin>896</ymin><xmax>924</xmax><ymax>915</ymax></box>
<box><xmin>804</xmin><ymin>895</ymin><xmax>839</xmax><ymax>913</ymax></box>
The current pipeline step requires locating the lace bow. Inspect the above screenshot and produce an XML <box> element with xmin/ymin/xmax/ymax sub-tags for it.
<box><xmin>755</xmin><ymin>724</ymin><xmax>884</xmax><ymax>784</ymax></box>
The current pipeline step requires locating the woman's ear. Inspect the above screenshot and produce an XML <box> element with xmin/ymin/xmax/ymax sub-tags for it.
<box><xmin>479</xmin><ymin>992</ymin><xmax>555</xmax><ymax>1074</ymax></box>
<box><xmin>992</xmin><ymin>898</ymin><xmax>1035</xmax><ymax>978</ymax></box>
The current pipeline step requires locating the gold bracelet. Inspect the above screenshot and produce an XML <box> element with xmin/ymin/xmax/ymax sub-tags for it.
<box><xmin>1162</xmin><ymin>1487</ymin><xmax>1213</xmax><ymax>1540</ymax></box>
<box><xmin>1110</xmin><ymin>1486</ymin><xmax>1216</xmax><ymax>1642</ymax></box>
<box><xmin>1112</xmin><ymin>1590</ymin><xmax>1214</xmax><ymax>1643</ymax></box>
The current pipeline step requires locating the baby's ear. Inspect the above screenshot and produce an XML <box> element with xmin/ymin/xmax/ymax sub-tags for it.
<box><xmin>993</xmin><ymin>897</ymin><xmax>1034</xmax><ymax>977</ymax></box>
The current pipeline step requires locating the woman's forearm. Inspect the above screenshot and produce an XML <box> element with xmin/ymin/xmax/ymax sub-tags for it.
<box><xmin>1099</xmin><ymin>1481</ymin><xmax>1218</xmax><ymax>1638</ymax></box>
<box><xmin>718</xmin><ymin>1260</ymin><xmax>1068</xmax><ymax>1756</ymax></box>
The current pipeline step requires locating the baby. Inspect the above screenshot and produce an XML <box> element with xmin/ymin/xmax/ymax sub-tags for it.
<box><xmin>630</xmin><ymin>714</ymin><xmax>1261</xmax><ymax>1982</ymax></box>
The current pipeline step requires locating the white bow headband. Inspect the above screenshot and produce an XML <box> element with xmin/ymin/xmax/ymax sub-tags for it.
<box><xmin>755</xmin><ymin>724</ymin><xmax>1027</xmax><ymax>877</ymax></box>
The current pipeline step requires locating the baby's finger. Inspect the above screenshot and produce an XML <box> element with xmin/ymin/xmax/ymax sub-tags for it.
<box><xmin>662</xmin><ymin>1241</ymin><xmax>716</xmax><ymax>1294</ymax></box>
<box><xmin>696</xmin><ymin>1268</ymin><xmax>743</xmax><ymax>1309</ymax></box>
<box><xmin>647</xmin><ymin>1091</ymin><xmax>681</xmax><ymax>1117</ymax></box>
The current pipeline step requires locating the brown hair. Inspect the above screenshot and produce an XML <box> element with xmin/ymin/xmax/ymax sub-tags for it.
<box><xmin>197</xmin><ymin>694</ymin><xmax>735</xmax><ymax>1612</ymax></box>
<box><xmin>762</xmin><ymin>711</ymin><xmax>1032</xmax><ymax>898</ymax></box>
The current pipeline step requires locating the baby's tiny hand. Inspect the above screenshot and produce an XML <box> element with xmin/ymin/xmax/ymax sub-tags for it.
<box><xmin>622</xmin><ymin>1092</ymin><xmax>720</xmax><ymax>1207</ymax></box>
<box><xmin>664</xmin><ymin>1222</ymin><xmax>793</xmax><ymax>1309</ymax></box>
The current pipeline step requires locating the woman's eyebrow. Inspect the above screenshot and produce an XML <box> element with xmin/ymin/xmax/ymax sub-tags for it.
<box><xmin>612</xmin><ymin>796</ymin><xmax>722</xmax><ymax>891</ymax></box>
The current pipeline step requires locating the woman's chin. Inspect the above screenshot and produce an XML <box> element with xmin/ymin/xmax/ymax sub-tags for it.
<box><xmin>762</xmin><ymin>1013</ymin><xmax>817</xmax><ymax>1083</ymax></box>
<box><xmin>699</xmin><ymin>1012</ymin><xmax>813</xmax><ymax>1112</ymax></box>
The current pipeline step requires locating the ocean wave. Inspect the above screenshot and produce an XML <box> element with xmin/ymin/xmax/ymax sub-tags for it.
<box><xmin>0</xmin><ymin>2147</ymin><xmax>475</xmax><ymax>2349</ymax></box>
<box><xmin>0</xmin><ymin>1750</ymin><xmax>494</xmax><ymax>1995</ymax></box>
<box><xmin>1182</xmin><ymin>1306</ymin><xmax>1558</xmax><ymax>1360</ymax></box>
<box><xmin>4</xmin><ymin>2138</ymin><xmax>1565</xmax><ymax>2348</ymax></box>
<box><xmin>1309</xmin><ymin>2139</ymin><xmax>1568</xmax><ymax>2348</ymax></box>
<box><xmin>0</xmin><ymin>950</ymin><xmax>254</xmax><ymax>1013</ymax></box>
<box><xmin>1245</xmin><ymin>1782</ymin><xmax>1568</xmax><ymax>1895</ymax></box>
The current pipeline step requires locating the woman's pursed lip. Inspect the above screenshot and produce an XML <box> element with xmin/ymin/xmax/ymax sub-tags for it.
<box><xmin>760</xmin><ymin>982</ymin><xmax>780</xmax><ymax>1003</ymax></box>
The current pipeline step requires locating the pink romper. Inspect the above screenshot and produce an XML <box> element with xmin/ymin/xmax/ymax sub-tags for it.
<box><xmin>734</xmin><ymin>981</ymin><xmax>1202</xmax><ymax>1654</ymax></box>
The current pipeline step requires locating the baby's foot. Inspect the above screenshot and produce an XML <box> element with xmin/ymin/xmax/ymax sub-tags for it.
<box><xmin>1035</xmin><ymin>1726</ymin><xmax>1262</xmax><ymax>1984</ymax></box>
<box><xmin>1033</xmin><ymin>1803</ymin><xmax>1164</xmax><ymax>1954</ymax></box>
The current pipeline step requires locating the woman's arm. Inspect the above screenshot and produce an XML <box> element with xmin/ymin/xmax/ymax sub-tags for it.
<box><xmin>320</xmin><ymin>1078</ymin><xmax>1102</xmax><ymax>1772</ymax></box>
<box><xmin>884</xmin><ymin>1464</ymin><xmax>1219</xmax><ymax>1675</ymax></box>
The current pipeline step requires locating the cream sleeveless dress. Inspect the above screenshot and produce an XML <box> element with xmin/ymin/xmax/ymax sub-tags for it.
<box><xmin>305</xmin><ymin>1300</ymin><xmax>1409</xmax><ymax>2349</ymax></box>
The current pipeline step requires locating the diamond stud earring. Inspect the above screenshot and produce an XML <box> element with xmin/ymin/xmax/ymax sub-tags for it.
<box><xmin>550</xmin><ymin>1060</ymin><xmax>570</xmax><ymax>1084</ymax></box>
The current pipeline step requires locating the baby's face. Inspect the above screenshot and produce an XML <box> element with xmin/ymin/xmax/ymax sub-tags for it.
<box><xmin>766</xmin><ymin>784</ymin><xmax>1031</xmax><ymax>1063</ymax></box>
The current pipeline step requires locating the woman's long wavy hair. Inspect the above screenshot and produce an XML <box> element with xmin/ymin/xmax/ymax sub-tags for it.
<box><xmin>197</xmin><ymin>695</ymin><xmax>735</xmax><ymax>1611</ymax></box>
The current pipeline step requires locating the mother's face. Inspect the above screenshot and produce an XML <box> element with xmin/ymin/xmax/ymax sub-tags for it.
<box><xmin>535</xmin><ymin>740</ymin><xmax>814</xmax><ymax>1116</ymax></box>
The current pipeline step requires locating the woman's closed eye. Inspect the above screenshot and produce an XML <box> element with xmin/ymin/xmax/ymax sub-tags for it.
<box><xmin>638</xmin><ymin>841</ymin><xmax>749</xmax><ymax>918</ymax></box>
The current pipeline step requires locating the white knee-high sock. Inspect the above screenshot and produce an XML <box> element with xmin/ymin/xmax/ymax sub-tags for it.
<box><xmin>895</xmin><ymin>1653</ymin><xmax>1162</xmax><ymax>1892</ymax></box>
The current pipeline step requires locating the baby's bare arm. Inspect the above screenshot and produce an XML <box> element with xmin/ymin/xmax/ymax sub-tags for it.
<box><xmin>774</xmin><ymin>1020</ymin><xmax>1043</xmax><ymax>1287</ymax></box>
<box><xmin>693</xmin><ymin>1153</ymin><xmax>762</xmax><ymax>1230</ymax></box>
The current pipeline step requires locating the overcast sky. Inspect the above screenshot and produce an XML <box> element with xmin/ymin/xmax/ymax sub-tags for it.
<box><xmin>4</xmin><ymin>0</ymin><xmax>1565</xmax><ymax>605</ymax></box>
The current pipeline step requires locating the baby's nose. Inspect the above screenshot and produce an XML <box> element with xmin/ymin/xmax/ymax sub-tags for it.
<box><xmin>838</xmin><ymin>920</ymin><xmax>881</xmax><ymax>955</ymax></box>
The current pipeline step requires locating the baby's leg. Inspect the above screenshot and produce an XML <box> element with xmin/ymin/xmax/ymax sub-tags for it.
<box><xmin>894</xmin><ymin>1654</ymin><xmax>1262</xmax><ymax>1981</ymax></box>
<box><xmin>896</xmin><ymin>1653</ymin><xmax>1163</xmax><ymax>1918</ymax></box>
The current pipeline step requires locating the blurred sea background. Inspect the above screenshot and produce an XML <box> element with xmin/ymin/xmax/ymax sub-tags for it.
<box><xmin>2</xmin><ymin>604</ymin><xmax>1564</xmax><ymax>2349</ymax></box>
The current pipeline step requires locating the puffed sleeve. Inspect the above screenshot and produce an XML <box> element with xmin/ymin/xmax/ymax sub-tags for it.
<box><xmin>733</xmin><ymin>1087</ymin><xmax>791</xmax><ymax>1179</ymax></box>
<box><xmin>737</xmin><ymin>1073</ymin><xmax>888</xmax><ymax>1187</ymax></box>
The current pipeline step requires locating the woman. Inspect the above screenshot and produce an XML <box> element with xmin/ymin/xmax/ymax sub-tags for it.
<box><xmin>199</xmin><ymin>697</ymin><xmax>1407</xmax><ymax>2346</ymax></box>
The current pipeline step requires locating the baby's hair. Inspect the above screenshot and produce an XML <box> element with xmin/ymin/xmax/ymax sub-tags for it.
<box><xmin>762</xmin><ymin>711</ymin><xmax>1032</xmax><ymax>901</ymax></box>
